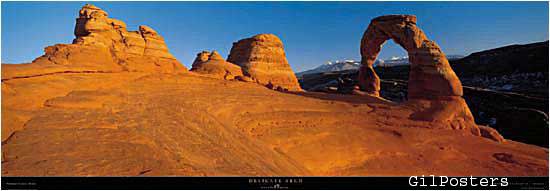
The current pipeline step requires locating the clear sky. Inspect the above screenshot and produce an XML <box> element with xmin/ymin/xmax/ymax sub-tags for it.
<box><xmin>2</xmin><ymin>1</ymin><xmax>548</xmax><ymax>72</ymax></box>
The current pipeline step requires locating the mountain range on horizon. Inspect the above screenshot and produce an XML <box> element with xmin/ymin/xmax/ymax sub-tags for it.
<box><xmin>296</xmin><ymin>54</ymin><xmax>466</xmax><ymax>77</ymax></box>
<box><xmin>2</xmin><ymin>3</ymin><xmax>548</xmax><ymax>180</ymax></box>
<box><xmin>298</xmin><ymin>40</ymin><xmax>549</xmax><ymax>147</ymax></box>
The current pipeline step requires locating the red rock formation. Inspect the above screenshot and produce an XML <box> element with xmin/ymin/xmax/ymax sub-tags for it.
<box><xmin>2</xmin><ymin>4</ymin><xmax>186</xmax><ymax>81</ymax></box>
<box><xmin>191</xmin><ymin>51</ymin><xmax>212</xmax><ymax>68</ymax></box>
<box><xmin>72</xmin><ymin>4</ymin><xmax>185</xmax><ymax>72</ymax></box>
<box><xmin>6</xmin><ymin>7</ymin><xmax>546</xmax><ymax>178</ymax></box>
<box><xmin>478</xmin><ymin>125</ymin><xmax>506</xmax><ymax>143</ymax></box>
<box><xmin>359</xmin><ymin>15</ymin><xmax>483</xmax><ymax>137</ymax></box>
<box><xmin>359</xmin><ymin>15</ymin><xmax>462</xmax><ymax>98</ymax></box>
<box><xmin>227</xmin><ymin>34</ymin><xmax>302</xmax><ymax>91</ymax></box>
<box><xmin>190</xmin><ymin>50</ymin><xmax>243</xmax><ymax>80</ymax></box>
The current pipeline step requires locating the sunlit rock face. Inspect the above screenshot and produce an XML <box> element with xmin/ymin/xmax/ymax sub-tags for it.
<box><xmin>3</xmin><ymin>5</ymin><xmax>546</xmax><ymax>177</ymax></box>
<box><xmin>227</xmin><ymin>34</ymin><xmax>302</xmax><ymax>91</ymax></box>
<box><xmin>359</xmin><ymin>15</ymin><xmax>481</xmax><ymax>137</ymax></box>
<box><xmin>2</xmin><ymin>4</ymin><xmax>187</xmax><ymax>81</ymax></box>
<box><xmin>190</xmin><ymin>50</ymin><xmax>244</xmax><ymax>80</ymax></box>
<box><xmin>71</xmin><ymin>4</ymin><xmax>186</xmax><ymax>72</ymax></box>
<box><xmin>359</xmin><ymin>15</ymin><xmax>462</xmax><ymax>98</ymax></box>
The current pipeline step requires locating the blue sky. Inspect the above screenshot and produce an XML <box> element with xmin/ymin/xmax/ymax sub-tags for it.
<box><xmin>2</xmin><ymin>1</ymin><xmax>548</xmax><ymax>72</ymax></box>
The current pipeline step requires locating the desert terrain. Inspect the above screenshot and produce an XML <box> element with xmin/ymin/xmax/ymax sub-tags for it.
<box><xmin>1</xmin><ymin>4</ymin><xmax>548</xmax><ymax>176</ymax></box>
<box><xmin>300</xmin><ymin>41</ymin><xmax>549</xmax><ymax>147</ymax></box>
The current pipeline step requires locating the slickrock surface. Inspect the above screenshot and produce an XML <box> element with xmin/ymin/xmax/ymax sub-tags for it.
<box><xmin>359</xmin><ymin>15</ymin><xmax>481</xmax><ymax>137</ymax></box>
<box><xmin>227</xmin><ymin>34</ymin><xmax>302</xmax><ymax>91</ymax></box>
<box><xmin>1</xmin><ymin>8</ymin><xmax>547</xmax><ymax>176</ymax></box>
<box><xmin>190</xmin><ymin>51</ymin><xmax>243</xmax><ymax>80</ymax></box>
<box><xmin>2</xmin><ymin>72</ymin><xmax>548</xmax><ymax>176</ymax></box>
<box><xmin>2</xmin><ymin>4</ymin><xmax>186</xmax><ymax>82</ymax></box>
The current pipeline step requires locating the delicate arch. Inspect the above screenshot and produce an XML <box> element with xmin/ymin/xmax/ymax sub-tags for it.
<box><xmin>358</xmin><ymin>15</ymin><xmax>463</xmax><ymax>99</ymax></box>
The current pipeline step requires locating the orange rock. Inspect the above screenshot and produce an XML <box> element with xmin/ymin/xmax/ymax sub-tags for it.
<box><xmin>227</xmin><ymin>34</ymin><xmax>302</xmax><ymax>91</ymax></box>
<box><xmin>3</xmin><ymin>72</ymin><xmax>546</xmax><ymax>176</ymax></box>
<box><xmin>357</xmin><ymin>65</ymin><xmax>380</xmax><ymax>96</ymax></box>
<box><xmin>190</xmin><ymin>51</ymin><xmax>243</xmax><ymax>80</ymax></box>
<box><xmin>191</xmin><ymin>51</ymin><xmax>212</xmax><ymax>68</ymax></box>
<box><xmin>234</xmin><ymin>75</ymin><xmax>254</xmax><ymax>82</ymax></box>
<box><xmin>207</xmin><ymin>50</ymin><xmax>225</xmax><ymax>61</ymax></box>
<box><xmin>4</xmin><ymin>9</ymin><xmax>545</xmax><ymax>177</ymax></box>
<box><xmin>2</xmin><ymin>4</ymin><xmax>186</xmax><ymax>81</ymax></box>
<box><xmin>72</xmin><ymin>4</ymin><xmax>185</xmax><ymax>72</ymax></box>
<box><xmin>360</xmin><ymin>15</ymin><xmax>462</xmax><ymax>98</ymax></box>
<box><xmin>405</xmin><ymin>96</ymin><xmax>480</xmax><ymax>136</ymax></box>
<box><xmin>359</xmin><ymin>15</ymin><xmax>462</xmax><ymax>98</ymax></box>
<box><xmin>478</xmin><ymin>125</ymin><xmax>506</xmax><ymax>143</ymax></box>
<box><xmin>359</xmin><ymin>15</ymin><xmax>480</xmax><ymax>137</ymax></box>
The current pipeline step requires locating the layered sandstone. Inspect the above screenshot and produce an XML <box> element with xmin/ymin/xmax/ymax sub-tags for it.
<box><xmin>359</xmin><ymin>15</ymin><xmax>482</xmax><ymax>137</ymax></box>
<box><xmin>1</xmin><ymin>7</ymin><xmax>547</xmax><ymax>176</ymax></box>
<box><xmin>190</xmin><ymin>51</ymin><xmax>243</xmax><ymax>80</ymax></box>
<box><xmin>359</xmin><ymin>15</ymin><xmax>462</xmax><ymax>98</ymax></box>
<box><xmin>227</xmin><ymin>34</ymin><xmax>302</xmax><ymax>91</ymax></box>
<box><xmin>2</xmin><ymin>4</ymin><xmax>186</xmax><ymax>81</ymax></box>
<box><xmin>2</xmin><ymin>73</ymin><xmax>546</xmax><ymax>176</ymax></box>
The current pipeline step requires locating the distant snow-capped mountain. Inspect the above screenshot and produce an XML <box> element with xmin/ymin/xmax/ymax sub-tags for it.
<box><xmin>377</xmin><ymin>55</ymin><xmax>465</xmax><ymax>67</ymax></box>
<box><xmin>297</xmin><ymin>55</ymin><xmax>464</xmax><ymax>76</ymax></box>
<box><xmin>296</xmin><ymin>59</ymin><xmax>378</xmax><ymax>77</ymax></box>
<box><xmin>377</xmin><ymin>56</ymin><xmax>408</xmax><ymax>67</ymax></box>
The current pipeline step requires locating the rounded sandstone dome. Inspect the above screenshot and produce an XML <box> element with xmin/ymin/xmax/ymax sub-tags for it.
<box><xmin>227</xmin><ymin>34</ymin><xmax>301</xmax><ymax>91</ymax></box>
<box><xmin>190</xmin><ymin>50</ymin><xmax>244</xmax><ymax>80</ymax></box>
<box><xmin>251</xmin><ymin>34</ymin><xmax>283</xmax><ymax>44</ymax></box>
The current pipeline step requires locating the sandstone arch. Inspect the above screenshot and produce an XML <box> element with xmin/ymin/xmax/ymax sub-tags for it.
<box><xmin>359</xmin><ymin>15</ymin><xmax>490</xmax><ymax>138</ymax></box>
<box><xmin>359</xmin><ymin>15</ymin><xmax>462</xmax><ymax>99</ymax></box>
